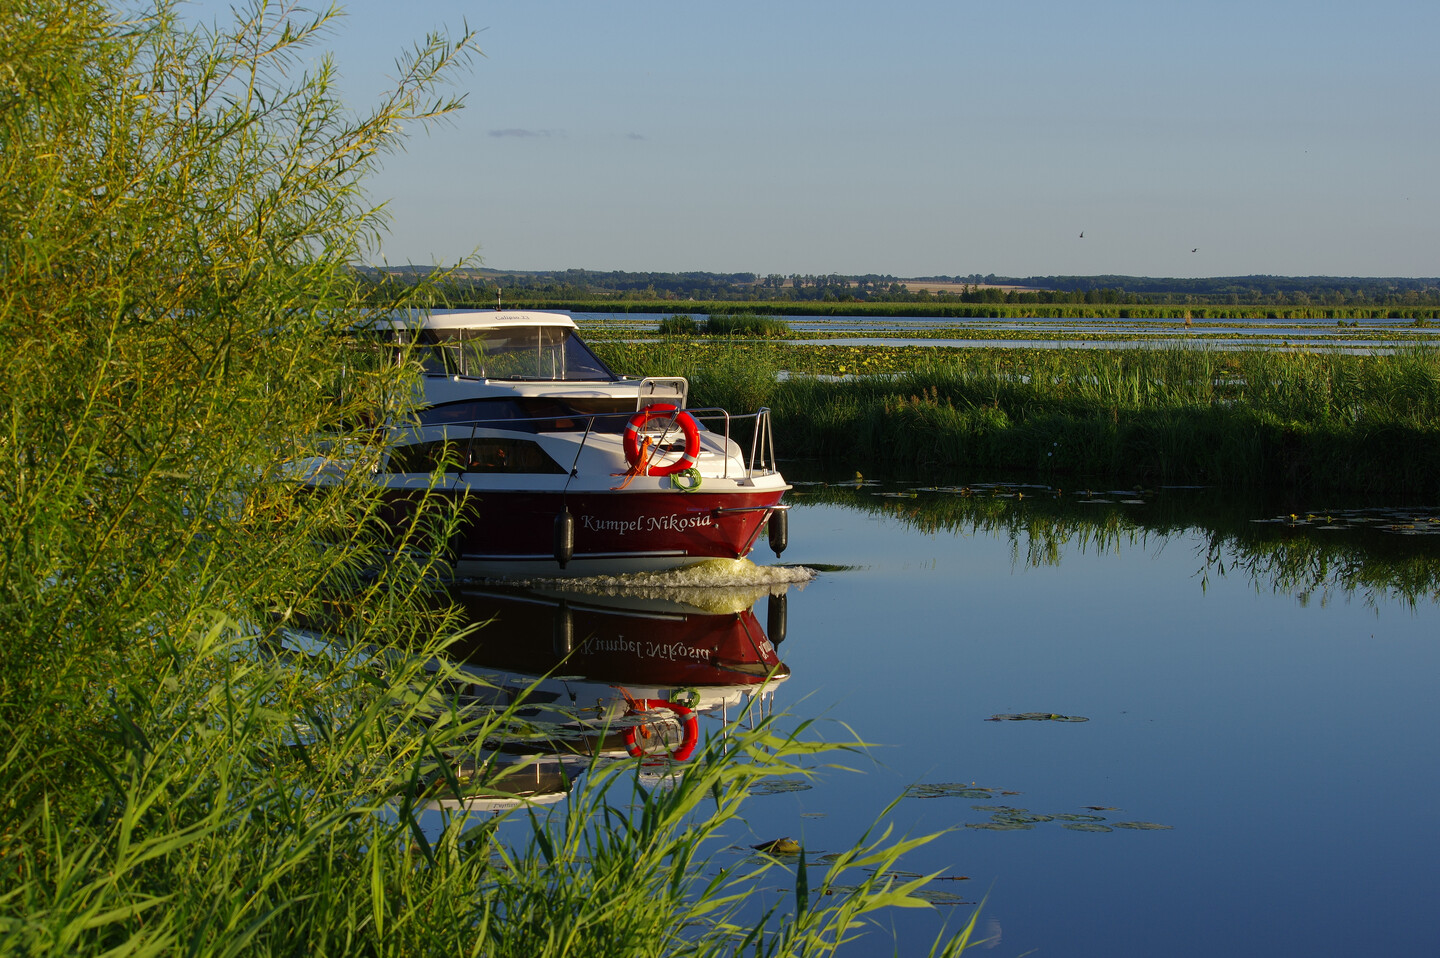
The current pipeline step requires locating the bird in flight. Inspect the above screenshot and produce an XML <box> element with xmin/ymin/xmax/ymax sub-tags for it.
<box><xmin>1079</xmin><ymin>231</ymin><xmax>1084</xmax><ymax>238</ymax></box>
<box><xmin>1191</xmin><ymin>248</ymin><xmax>1198</xmax><ymax>253</ymax></box>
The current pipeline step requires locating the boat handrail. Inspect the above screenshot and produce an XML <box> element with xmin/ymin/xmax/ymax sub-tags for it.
<box><xmin>684</xmin><ymin>407</ymin><xmax>780</xmax><ymax>479</ymax></box>
<box><xmin>397</xmin><ymin>407</ymin><xmax>780</xmax><ymax>479</ymax></box>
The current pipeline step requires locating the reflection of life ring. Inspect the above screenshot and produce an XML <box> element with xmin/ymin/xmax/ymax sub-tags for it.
<box><xmin>623</xmin><ymin>404</ymin><xmax>700</xmax><ymax>477</ymax></box>
<box><xmin>624</xmin><ymin>699</ymin><xmax>700</xmax><ymax>762</ymax></box>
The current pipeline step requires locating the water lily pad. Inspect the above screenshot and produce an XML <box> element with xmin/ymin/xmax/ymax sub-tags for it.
<box><xmin>1112</xmin><ymin>821</ymin><xmax>1173</xmax><ymax>830</ymax></box>
<box><xmin>1062</xmin><ymin>823</ymin><xmax>1114</xmax><ymax>833</ymax></box>
<box><xmin>751</xmin><ymin>778</ymin><xmax>812</xmax><ymax>796</ymax></box>
<box><xmin>752</xmin><ymin>837</ymin><xmax>802</xmax><ymax>855</ymax></box>
<box><xmin>1251</xmin><ymin>506</ymin><xmax>1440</xmax><ymax>537</ymax></box>
<box><xmin>1055</xmin><ymin>813</ymin><xmax>1107</xmax><ymax>822</ymax></box>
<box><xmin>970</xmin><ymin>805</ymin><xmax>1054</xmax><ymax>827</ymax></box>
<box><xmin>965</xmin><ymin>822</ymin><xmax>1034</xmax><ymax>831</ymax></box>
<box><xmin>988</xmin><ymin>712</ymin><xmax>1089</xmax><ymax>723</ymax></box>
<box><xmin>904</xmin><ymin>783</ymin><xmax>994</xmax><ymax>800</ymax></box>
<box><xmin>912</xmin><ymin>889</ymin><xmax>973</xmax><ymax>905</ymax></box>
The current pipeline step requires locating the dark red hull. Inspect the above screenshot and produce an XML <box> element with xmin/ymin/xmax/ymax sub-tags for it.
<box><xmin>384</xmin><ymin>487</ymin><xmax>786</xmax><ymax>576</ymax></box>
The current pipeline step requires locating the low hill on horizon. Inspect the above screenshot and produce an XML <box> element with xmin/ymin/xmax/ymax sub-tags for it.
<box><xmin>362</xmin><ymin>266</ymin><xmax>1440</xmax><ymax>307</ymax></box>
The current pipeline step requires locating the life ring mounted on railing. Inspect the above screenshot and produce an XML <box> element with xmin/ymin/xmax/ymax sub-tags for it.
<box><xmin>623</xmin><ymin>698</ymin><xmax>700</xmax><ymax>763</ymax></box>
<box><xmin>623</xmin><ymin>403</ymin><xmax>700</xmax><ymax>478</ymax></box>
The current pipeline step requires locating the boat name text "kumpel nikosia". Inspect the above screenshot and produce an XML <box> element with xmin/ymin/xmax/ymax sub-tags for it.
<box><xmin>581</xmin><ymin>636</ymin><xmax>717</xmax><ymax>663</ymax></box>
<box><xmin>580</xmin><ymin>512</ymin><xmax>716</xmax><ymax>535</ymax></box>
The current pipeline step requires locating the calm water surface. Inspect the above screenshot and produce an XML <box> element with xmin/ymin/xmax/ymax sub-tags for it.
<box><xmin>440</xmin><ymin>474</ymin><xmax>1440</xmax><ymax>956</ymax></box>
<box><xmin>762</xmin><ymin>477</ymin><xmax>1439</xmax><ymax>956</ymax></box>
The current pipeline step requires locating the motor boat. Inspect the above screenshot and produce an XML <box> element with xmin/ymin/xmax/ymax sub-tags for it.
<box><xmin>352</xmin><ymin>309</ymin><xmax>790</xmax><ymax>578</ymax></box>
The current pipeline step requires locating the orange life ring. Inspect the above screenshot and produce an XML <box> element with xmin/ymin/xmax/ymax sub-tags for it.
<box><xmin>623</xmin><ymin>699</ymin><xmax>699</xmax><ymax>762</ymax></box>
<box><xmin>623</xmin><ymin>404</ymin><xmax>700</xmax><ymax>477</ymax></box>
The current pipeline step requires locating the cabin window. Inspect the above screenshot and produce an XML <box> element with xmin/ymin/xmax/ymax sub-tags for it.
<box><xmin>384</xmin><ymin>440</ymin><xmax>467</xmax><ymax>474</ymax></box>
<box><xmin>419</xmin><ymin>397</ymin><xmax>638</xmax><ymax>433</ymax></box>
<box><xmin>383</xmin><ymin>437</ymin><xmax>566</xmax><ymax>475</ymax></box>
<box><xmin>464</xmin><ymin>438</ymin><xmax>566</xmax><ymax>474</ymax></box>
<box><xmin>418</xmin><ymin>326</ymin><xmax>618</xmax><ymax>381</ymax></box>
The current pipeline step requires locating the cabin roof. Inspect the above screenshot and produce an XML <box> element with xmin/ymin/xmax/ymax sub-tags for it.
<box><xmin>375</xmin><ymin>309</ymin><xmax>577</xmax><ymax>331</ymax></box>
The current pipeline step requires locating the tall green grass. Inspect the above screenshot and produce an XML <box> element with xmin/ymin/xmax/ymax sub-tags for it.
<box><xmin>653</xmin><ymin>314</ymin><xmax>793</xmax><ymax>338</ymax></box>
<box><xmin>701</xmin><ymin>314</ymin><xmax>792</xmax><ymax>338</ymax></box>
<box><xmin>595</xmin><ymin>341</ymin><xmax>1440</xmax><ymax>495</ymax></box>
<box><xmin>1</xmin><ymin>615</ymin><xmax>979</xmax><ymax>956</ymax></box>
<box><xmin>657</xmin><ymin>314</ymin><xmax>702</xmax><ymax>335</ymax></box>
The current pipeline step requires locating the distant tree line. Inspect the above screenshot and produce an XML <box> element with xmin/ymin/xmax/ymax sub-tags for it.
<box><xmin>363</xmin><ymin>268</ymin><xmax>1440</xmax><ymax>308</ymax></box>
<box><xmin>953</xmin><ymin>274</ymin><xmax>1440</xmax><ymax>307</ymax></box>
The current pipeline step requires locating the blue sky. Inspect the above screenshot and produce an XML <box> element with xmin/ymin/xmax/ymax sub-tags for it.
<box><xmin>183</xmin><ymin>1</ymin><xmax>1440</xmax><ymax>278</ymax></box>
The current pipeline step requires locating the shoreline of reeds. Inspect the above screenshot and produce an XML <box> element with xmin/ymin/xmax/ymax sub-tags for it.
<box><xmin>783</xmin><ymin>473</ymin><xmax>1440</xmax><ymax>606</ymax></box>
<box><xmin>593</xmin><ymin>341</ymin><xmax>1440</xmax><ymax>497</ymax></box>
<box><xmin>485</xmin><ymin>297</ymin><xmax>1440</xmax><ymax>322</ymax></box>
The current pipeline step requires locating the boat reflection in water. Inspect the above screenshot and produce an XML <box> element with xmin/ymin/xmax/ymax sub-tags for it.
<box><xmin>421</xmin><ymin>579</ymin><xmax>793</xmax><ymax>812</ymax></box>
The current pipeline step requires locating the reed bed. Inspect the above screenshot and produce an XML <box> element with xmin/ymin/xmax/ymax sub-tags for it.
<box><xmin>594</xmin><ymin>342</ymin><xmax>1440</xmax><ymax>496</ymax></box>
<box><xmin>510</xmin><ymin>298</ymin><xmax>1440</xmax><ymax>322</ymax></box>
<box><xmin>786</xmin><ymin>477</ymin><xmax>1440</xmax><ymax>607</ymax></box>
<box><xmin>655</xmin><ymin>314</ymin><xmax>792</xmax><ymax>338</ymax></box>
<box><xmin>0</xmin><ymin>611</ymin><xmax>979</xmax><ymax>956</ymax></box>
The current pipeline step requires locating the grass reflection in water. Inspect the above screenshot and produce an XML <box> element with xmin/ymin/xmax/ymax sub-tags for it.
<box><xmin>785</xmin><ymin>474</ymin><xmax>1440</xmax><ymax>608</ymax></box>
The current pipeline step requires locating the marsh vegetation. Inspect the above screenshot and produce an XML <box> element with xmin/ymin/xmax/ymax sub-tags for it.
<box><xmin>593</xmin><ymin>340</ymin><xmax>1440</xmax><ymax>496</ymax></box>
<box><xmin>657</xmin><ymin>313</ymin><xmax>793</xmax><ymax>338</ymax></box>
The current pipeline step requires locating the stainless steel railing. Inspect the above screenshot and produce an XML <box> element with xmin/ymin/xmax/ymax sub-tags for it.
<box><xmin>392</xmin><ymin>406</ymin><xmax>780</xmax><ymax>481</ymax></box>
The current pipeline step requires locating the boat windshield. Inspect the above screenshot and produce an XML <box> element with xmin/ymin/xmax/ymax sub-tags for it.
<box><xmin>419</xmin><ymin>325</ymin><xmax>619</xmax><ymax>381</ymax></box>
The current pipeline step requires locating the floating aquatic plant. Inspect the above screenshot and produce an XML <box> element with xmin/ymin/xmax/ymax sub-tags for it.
<box><xmin>987</xmin><ymin>712</ymin><xmax>1090</xmax><ymax>722</ymax></box>
<box><xmin>903</xmin><ymin>783</ymin><xmax>1000</xmax><ymax>800</ymax></box>
<box><xmin>751</xmin><ymin>778</ymin><xmax>814</xmax><ymax>796</ymax></box>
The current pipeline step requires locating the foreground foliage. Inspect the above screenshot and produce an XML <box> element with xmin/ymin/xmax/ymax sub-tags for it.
<box><xmin>0</xmin><ymin>3</ymin><xmax>979</xmax><ymax>954</ymax></box>
<box><xmin>3</xmin><ymin>617</ymin><xmax>980</xmax><ymax>956</ymax></box>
